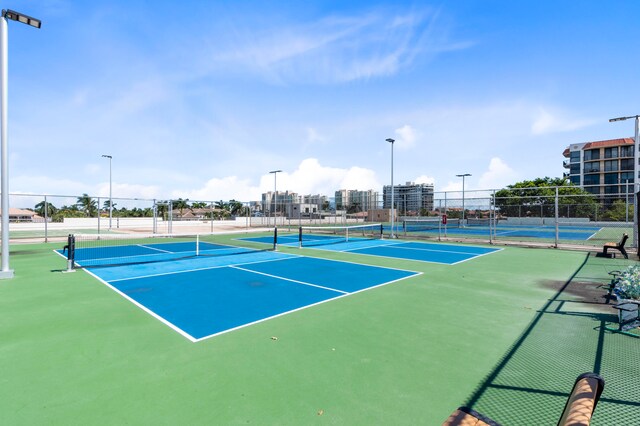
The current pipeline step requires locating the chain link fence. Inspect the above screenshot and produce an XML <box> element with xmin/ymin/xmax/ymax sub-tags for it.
<box><xmin>1</xmin><ymin>187</ymin><xmax>636</xmax><ymax>252</ymax></box>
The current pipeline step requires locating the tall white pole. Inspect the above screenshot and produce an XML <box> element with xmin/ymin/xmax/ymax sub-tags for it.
<box><xmin>0</xmin><ymin>16</ymin><xmax>12</xmax><ymax>278</ymax></box>
<box><xmin>635</xmin><ymin>116</ymin><xmax>639</xmax><ymax>248</ymax></box>
<box><xmin>462</xmin><ymin>175</ymin><xmax>466</xmax><ymax>223</ymax></box>
<box><xmin>386</xmin><ymin>138</ymin><xmax>395</xmax><ymax>237</ymax></box>
<box><xmin>610</xmin><ymin>114</ymin><xmax>639</xmax><ymax>249</ymax></box>
<box><xmin>457</xmin><ymin>173</ymin><xmax>471</xmax><ymax>226</ymax></box>
<box><xmin>109</xmin><ymin>156</ymin><xmax>112</xmax><ymax>229</ymax></box>
<box><xmin>269</xmin><ymin>170</ymin><xmax>281</xmax><ymax>228</ymax></box>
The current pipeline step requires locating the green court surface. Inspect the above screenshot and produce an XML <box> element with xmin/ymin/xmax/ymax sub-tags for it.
<box><xmin>1</xmin><ymin>234</ymin><xmax>638</xmax><ymax>425</ymax></box>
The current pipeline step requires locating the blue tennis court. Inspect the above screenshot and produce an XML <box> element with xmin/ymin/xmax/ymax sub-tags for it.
<box><xmin>68</xmin><ymin>249</ymin><xmax>419</xmax><ymax>342</ymax></box>
<box><xmin>243</xmin><ymin>235</ymin><xmax>500</xmax><ymax>265</ymax></box>
<box><xmin>400</xmin><ymin>224</ymin><xmax>598</xmax><ymax>240</ymax></box>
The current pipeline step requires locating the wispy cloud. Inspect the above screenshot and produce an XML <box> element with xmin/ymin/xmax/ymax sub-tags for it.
<box><xmin>214</xmin><ymin>6</ymin><xmax>472</xmax><ymax>84</ymax></box>
<box><xmin>531</xmin><ymin>108</ymin><xmax>596</xmax><ymax>135</ymax></box>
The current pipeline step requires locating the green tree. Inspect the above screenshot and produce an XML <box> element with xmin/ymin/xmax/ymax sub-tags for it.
<box><xmin>493</xmin><ymin>177</ymin><xmax>596</xmax><ymax>218</ymax></box>
<box><xmin>102</xmin><ymin>199</ymin><xmax>117</xmax><ymax>213</ymax></box>
<box><xmin>34</xmin><ymin>200</ymin><xmax>58</xmax><ymax>217</ymax></box>
<box><xmin>601</xmin><ymin>200</ymin><xmax>630</xmax><ymax>221</ymax></box>
<box><xmin>228</xmin><ymin>200</ymin><xmax>244</xmax><ymax>215</ymax></box>
<box><xmin>76</xmin><ymin>194</ymin><xmax>98</xmax><ymax>217</ymax></box>
<box><xmin>191</xmin><ymin>201</ymin><xmax>207</xmax><ymax>209</ymax></box>
<box><xmin>173</xmin><ymin>198</ymin><xmax>190</xmax><ymax>216</ymax></box>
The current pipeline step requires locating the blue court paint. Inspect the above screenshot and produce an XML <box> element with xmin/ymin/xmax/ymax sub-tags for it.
<box><xmin>109</xmin><ymin>266</ymin><xmax>344</xmax><ymax>339</ymax></box>
<box><xmin>239</xmin><ymin>257</ymin><xmax>418</xmax><ymax>293</ymax></box>
<box><xmin>85</xmin><ymin>252</ymin><xmax>419</xmax><ymax>341</ymax></box>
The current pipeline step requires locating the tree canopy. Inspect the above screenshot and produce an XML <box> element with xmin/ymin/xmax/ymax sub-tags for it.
<box><xmin>493</xmin><ymin>177</ymin><xmax>597</xmax><ymax>218</ymax></box>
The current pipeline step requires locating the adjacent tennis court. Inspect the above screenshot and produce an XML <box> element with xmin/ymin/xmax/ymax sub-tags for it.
<box><xmin>399</xmin><ymin>219</ymin><xmax>600</xmax><ymax>240</ymax></box>
<box><xmin>244</xmin><ymin>230</ymin><xmax>501</xmax><ymax>265</ymax></box>
<box><xmin>57</xmin><ymin>239</ymin><xmax>419</xmax><ymax>341</ymax></box>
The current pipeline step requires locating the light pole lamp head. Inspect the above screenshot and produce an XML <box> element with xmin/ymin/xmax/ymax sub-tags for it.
<box><xmin>102</xmin><ymin>154</ymin><xmax>112</xmax><ymax>159</ymax></box>
<box><xmin>386</xmin><ymin>138</ymin><xmax>395</xmax><ymax>144</ymax></box>
<box><xmin>2</xmin><ymin>9</ymin><xmax>41</xmax><ymax>28</ymax></box>
<box><xmin>456</xmin><ymin>173</ymin><xmax>472</xmax><ymax>178</ymax></box>
<box><xmin>609</xmin><ymin>115</ymin><xmax>639</xmax><ymax>122</ymax></box>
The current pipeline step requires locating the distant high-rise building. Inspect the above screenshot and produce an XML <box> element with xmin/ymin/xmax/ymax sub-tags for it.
<box><xmin>383</xmin><ymin>182</ymin><xmax>434</xmax><ymax>214</ymax></box>
<box><xmin>334</xmin><ymin>189</ymin><xmax>379</xmax><ymax>212</ymax></box>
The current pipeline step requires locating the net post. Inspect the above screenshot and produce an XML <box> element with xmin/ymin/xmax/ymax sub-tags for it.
<box><xmin>298</xmin><ymin>226</ymin><xmax>302</xmax><ymax>248</ymax></box>
<box><xmin>196</xmin><ymin>234</ymin><xmax>200</xmax><ymax>256</ymax></box>
<box><xmin>274</xmin><ymin>227</ymin><xmax>278</xmax><ymax>251</ymax></box>
<box><xmin>380</xmin><ymin>224</ymin><xmax>383</xmax><ymax>239</ymax></box>
<box><xmin>64</xmin><ymin>234</ymin><xmax>76</xmax><ymax>273</ymax></box>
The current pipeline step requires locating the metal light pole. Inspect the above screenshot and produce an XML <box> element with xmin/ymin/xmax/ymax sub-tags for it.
<box><xmin>269</xmin><ymin>170</ymin><xmax>282</xmax><ymax>227</ymax></box>
<box><xmin>456</xmin><ymin>173</ymin><xmax>471</xmax><ymax>225</ymax></box>
<box><xmin>0</xmin><ymin>9</ymin><xmax>41</xmax><ymax>279</ymax></box>
<box><xmin>386</xmin><ymin>138</ymin><xmax>395</xmax><ymax>237</ymax></box>
<box><xmin>610</xmin><ymin>115</ymin><xmax>640</xmax><ymax>248</ymax></box>
<box><xmin>102</xmin><ymin>155</ymin><xmax>112</xmax><ymax>229</ymax></box>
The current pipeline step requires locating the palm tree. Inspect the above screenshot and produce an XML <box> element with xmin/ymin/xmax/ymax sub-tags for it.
<box><xmin>76</xmin><ymin>194</ymin><xmax>98</xmax><ymax>217</ymax></box>
<box><xmin>102</xmin><ymin>199</ymin><xmax>117</xmax><ymax>214</ymax></box>
<box><xmin>34</xmin><ymin>200</ymin><xmax>58</xmax><ymax>217</ymax></box>
<box><xmin>173</xmin><ymin>198</ymin><xmax>190</xmax><ymax>217</ymax></box>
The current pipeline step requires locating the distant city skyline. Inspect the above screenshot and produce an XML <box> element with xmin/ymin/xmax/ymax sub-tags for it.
<box><xmin>5</xmin><ymin>1</ymin><xmax>640</xmax><ymax>202</ymax></box>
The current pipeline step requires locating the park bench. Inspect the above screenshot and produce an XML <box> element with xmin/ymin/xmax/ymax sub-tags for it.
<box><xmin>600</xmin><ymin>233</ymin><xmax>628</xmax><ymax>259</ymax></box>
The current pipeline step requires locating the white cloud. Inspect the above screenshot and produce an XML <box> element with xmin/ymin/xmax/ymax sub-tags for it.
<box><xmin>215</xmin><ymin>7</ymin><xmax>470</xmax><ymax>84</ymax></box>
<box><xmin>414</xmin><ymin>175</ymin><xmax>435</xmax><ymax>185</ymax></box>
<box><xmin>477</xmin><ymin>157</ymin><xmax>518</xmax><ymax>190</ymax></box>
<box><xmin>182</xmin><ymin>176</ymin><xmax>261</xmax><ymax>202</ymax></box>
<box><xmin>394</xmin><ymin>124</ymin><xmax>418</xmax><ymax>150</ymax></box>
<box><xmin>531</xmin><ymin>108</ymin><xmax>595</xmax><ymax>135</ymax></box>
<box><xmin>273</xmin><ymin>158</ymin><xmax>381</xmax><ymax>196</ymax></box>
<box><xmin>306</xmin><ymin>127</ymin><xmax>324</xmax><ymax>144</ymax></box>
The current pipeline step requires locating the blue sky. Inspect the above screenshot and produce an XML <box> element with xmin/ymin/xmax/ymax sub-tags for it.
<box><xmin>6</xmin><ymin>0</ymin><xmax>640</xmax><ymax>203</ymax></box>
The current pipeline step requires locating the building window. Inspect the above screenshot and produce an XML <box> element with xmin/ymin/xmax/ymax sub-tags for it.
<box><xmin>570</xmin><ymin>175</ymin><xmax>580</xmax><ymax>185</ymax></box>
<box><xmin>584</xmin><ymin>149</ymin><xmax>600</xmax><ymax>161</ymax></box>
<box><xmin>604</xmin><ymin>173</ymin><xmax>618</xmax><ymax>184</ymax></box>
<box><xmin>585</xmin><ymin>186</ymin><xmax>600</xmax><ymax>195</ymax></box>
<box><xmin>604</xmin><ymin>147</ymin><xmax>618</xmax><ymax>158</ymax></box>
<box><xmin>620</xmin><ymin>171</ymin><xmax>634</xmax><ymax>184</ymax></box>
<box><xmin>604</xmin><ymin>185</ymin><xmax>619</xmax><ymax>194</ymax></box>
<box><xmin>570</xmin><ymin>164</ymin><xmax>580</xmax><ymax>175</ymax></box>
<box><xmin>583</xmin><ymin>174</ymin><xmax>600</xmax><ymax>185</ymax></box>
<box><xmin>570</xmin><ymin>151</ymin><xmax>580</xmax><ymax>163</ymax></box>
<box><xmin>620</xmin><ymin>146</ymin><xmax>634</xmax><ymax>157</ymax></box>
<box><xmin>583</xmin><ymin>162</ymin><xmax>600</xmax><ymax>173</ymax></box>
<box><xmin>620</xmin><ymin>158</ymin><xmax>634</xmax><ymax>170</ymax></box>
<box><xmin>604</xmin><ymin>160</ymin><xmax>618</xmax><ymax>172</ymax></box>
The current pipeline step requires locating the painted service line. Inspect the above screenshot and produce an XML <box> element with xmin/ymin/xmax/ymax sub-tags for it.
<box><xmin>106</xmin><ymin>253</ymin><xmax>302</xmax><ymax>283</ymax></box>
<box><xmin>229</xmin><ymin>265</ymin><xmax>349</xmax><ymax>294</ymax></box>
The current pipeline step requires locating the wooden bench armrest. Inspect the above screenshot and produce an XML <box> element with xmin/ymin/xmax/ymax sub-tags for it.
<box><xmin>442</xmin><ymin>407</ymin><xmax>502</xmax><ymax>426</ymax></box>
<box><xmin>557</xmin><ymin>373</ymin><xmax>604</xmax><ymax>426</ymax></box>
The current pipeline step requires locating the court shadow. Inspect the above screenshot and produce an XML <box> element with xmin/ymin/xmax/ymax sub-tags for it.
<box><xmin>459</xmin><ymin>252</ymin><xmax>640</xmax><ymax>425</ymax></box>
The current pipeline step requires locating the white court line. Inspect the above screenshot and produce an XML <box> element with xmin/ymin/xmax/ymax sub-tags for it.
<box><xmin>379</xmin><ymin>244</ymin><xmax>497</xmax><ymax>256</ymax></box>
<box><xmin>229</xmin><ymin>265</ymin><xmax>348</xmax><ymax>294</ymax></box>
<box><xmin>107</xmin><ymin>253</ymin><xmax>302</xmax><ymax>283</ymax></box>
<box><xmin>138</xmin><ymin>244</ymin><xmax>173</xmax><ymax>253</ymax></box>
<box><xmin>194</xmin><ymin>270</ymin><xmax>422</xmax><ymax>343</ymax></box>
<box><xmin>82</xmin><ymin>268</ymin><xmax>198</xmax><ymax>342</ymax></box>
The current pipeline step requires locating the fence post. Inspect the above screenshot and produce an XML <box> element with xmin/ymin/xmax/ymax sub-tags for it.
<box><xmin>44</xmin><ymin>195</ymin><xmax>48</xmax><ymax>243</ymax></box>
<box><xmin>97</xmin><ymin>196</ymin><xmax>101</xmax><ymax>235</ymax></box>
<box><xmin>554</xmin><ymin>187</ymin><xmax>559</xmax><ymax>248</ymax></box>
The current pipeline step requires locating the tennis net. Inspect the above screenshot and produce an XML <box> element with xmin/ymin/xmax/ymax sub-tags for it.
<box><xmin>298</xmin><ymin>223</ymin><xmax>383</xmax><ymax>247</ymax></box>
<box><xmin>466</xmin><ymin>218</ymin><xmax>496</xmax><ymax>227</ymax></box>
<box><xmin>402</xmin><ymin>218</ymin><xmax>461</xmax><ymax>234</ymax></box>
<box><xmin>64</xmin><ymin>230</ymin><xmax>276</xmax><ymax>269</ymax></box>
